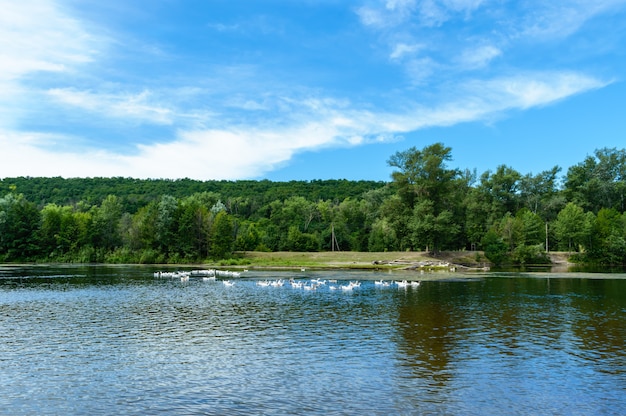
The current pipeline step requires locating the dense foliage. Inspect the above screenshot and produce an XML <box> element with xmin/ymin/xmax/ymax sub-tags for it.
<box><xmin>2</xmin><ymin>144</ymin><xmax>626</xmax><ymax>265</ymax></box>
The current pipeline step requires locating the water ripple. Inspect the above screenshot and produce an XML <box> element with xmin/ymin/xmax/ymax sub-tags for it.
<box><xmin>1</xmin><ymin>267</ymin><xmax>626</xmax><ymax>414</ymax></box>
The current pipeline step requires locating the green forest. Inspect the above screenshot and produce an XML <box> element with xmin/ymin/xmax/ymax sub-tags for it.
<box><xmin>1</xmin><ymin>143</ymin><xmax>626</xmax><ymax>265</ymax></box>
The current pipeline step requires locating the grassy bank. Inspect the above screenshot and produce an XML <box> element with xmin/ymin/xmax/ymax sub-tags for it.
<box><xmin>221</xmin><ymin>250</ymin><xmax>490</xmax><ymax>270</ymax></box>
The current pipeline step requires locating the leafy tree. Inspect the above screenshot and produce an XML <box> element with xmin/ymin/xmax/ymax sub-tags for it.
<box><xmin>595</xmin><ymin>207</ymin><xmax>623</xmax><ymax>239</ymax></box>
<box><xmin>234</xmin><ymin>221</ymin><xmax>261</xmax><ymax>251</ymax></box>
<box><xmin>564</xmin><ymin>148</ymin><xmax>626</xmax><ymax>213</ymax></box>
<box><xmin>0</xmin><ymin>193</ymin><xmax>41</xmax><ymax>260</ymax></box>
<box><xmin>388</xmin><ymin>143</ymin><xmax>458</xmax><ymax>211</ymax></box>
<box><xmin>387</xmin><ymin>143</ymin><xmax>461</xmax><ymax>252</ymax></box>
<box><xmin>285</xmin><ymin>226</ymin><xmax>319</xmax><ymax>252</ymax></box>
<box><xmin>377</xmin><ymin>194</ymin><xmax>412</xmax><ymax>251</ymax></box>
<box><xmin>519</xmin><ymin>166</ymin><xmax>563</xmax><ymax>220</ymax></box>
<box><xmin>210</xmin><ymin>210</ymin><xmax>234</xmax><ymax>259</ymax></box>
<box><xmin>90</xmin><ymin>195</ymin><xmax>124</xmax><ymax>251</ymax></box>
<box><xmin>464</xmin><ymin>187</ymin><xmax>492</xmax><ymax>249</ymax></box>
<box><xmin>127</xmin><ymin>202</ymin><xmax>159</xmax><ymax>251</ymax></box>
<box><xmin>481</xmin><ymin>230</ymin><xmax>509</xmax><ymax>265</ymax></box>
<box><xmin>554</xmin><ymin>202</ymin><xmax>587</xmax><ymax>252</ymax></box>
<box><xmin>336</xmin><ymin>198</ymin><xmax>371</xmax><ymax>251</ymax></box>
<box><xmin>409</xmin><ymin>200</ymin><xmax>459</xmax><ymax>252</ymax></box>
<box><xmin>479</xmin><ymin>165</ymin><xmax>522</xmax><ymax>217</ymax></box>
<box><xmin>155</xmin><ymin>195</ymin><xmax>179</xmax><ymax>256</ymax></box>
<box><xmin>177</xmin><ymin>195</ymin><xmax>211</xmax><ymax>260</ymax></box>
<box><xmin>368</xmin><ymin>218</ymin><xmax>398</xmax><ymax>252</ymax></box>
<box><xmin>516</xmin><ymin>208</ymin><xmax>545</xmax><ymax>246</ymax></box>
<box><xmin>39</xmin><ymin>203</ymin><xmax>64</xmax><ymax>256</ymax></box>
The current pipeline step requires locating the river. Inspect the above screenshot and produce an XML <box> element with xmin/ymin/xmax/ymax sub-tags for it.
<box><xmin>1</xmin><ymin>265</ymin><xmax>625</xmax><ymax>415</ymax></box>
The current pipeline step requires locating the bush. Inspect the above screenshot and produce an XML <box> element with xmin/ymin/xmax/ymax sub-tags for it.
<box><xmin>481</xmin><ymin>231</ymin><xmax>509</xmax><ymax>265</ymax></box>
<box><xmin>511</xmin><ymin>244</ymin><xmax>550</xmax><ymax>265</ymax></box>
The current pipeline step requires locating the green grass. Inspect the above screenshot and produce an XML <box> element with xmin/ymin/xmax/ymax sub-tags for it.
<box><xmin>223</xmin><ymin>251</ymin><xmax>436</xmax><ymax>270</ymax></box>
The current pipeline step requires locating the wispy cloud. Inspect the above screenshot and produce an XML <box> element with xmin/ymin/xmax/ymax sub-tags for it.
<box><xmin>0</xmin><ymin>0</ymin><xmax>97</xmax><ymax>81</ymax></box>
<box><xmin>0</xmin><ymin>0</ymin><xmax>622</xmax><ymax>180</ymax></box>
<box><xmin>515</xmin><ymin>0</ymin><xmax>626</xmax><ymax>40</ymax></box>
<box><xmin>359</xmin><ymin>0</ymin><xmax>626</xmax><ymax>79</ymax></box>
<box><xmin>458</xmin><ymin>45</ymin><xmax>501</xmax><ymax>69</ymax></box>
<box><xmin>47</xmin><ymin>88</ymin><xmax>175</xmax><ymax>125</ymax></box>
<box><xmin>374</xmin><ymin>71</ymin><xmax>608</xmax><ymax>132</ymax></box>
<box><xmin>0</xmin><ymin>0</ymin><xmax>102</xmax><ymax>133</ymax></box>
<box><xmin>472</xmin><ymin>72</ymin><xmax>609</xmax><ymax>110</ymax></box>
<box><xmin>389</xmin><ymin>42</ymin><xmax>423</xmax><ymax>60</ymax></box>
<box><xmin>2</xmin><ymin>68</ymin><xmax>606</xmax><ymax>180</ymax></box>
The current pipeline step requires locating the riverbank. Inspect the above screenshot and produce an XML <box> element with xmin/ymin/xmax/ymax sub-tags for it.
<box><xmin>220</xmin><ymin>250</ymin><xmax>576</xmax><ymax>271</ymax></box>
<box><xmin>224</xmin><ymin>250</ymin><xmax>489</xmax><ymax>270</ymax></box>
<box><xmin>0</xmin><ymin>250</ymin><xmax>576</xmax><ymax>271</ymax></box>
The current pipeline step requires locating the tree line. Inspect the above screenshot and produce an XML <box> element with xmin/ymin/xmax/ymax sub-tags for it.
<box><xmin>1</xmin><ymin>143</ymin><xmax>625</xmax><ymax>265</ymax></box>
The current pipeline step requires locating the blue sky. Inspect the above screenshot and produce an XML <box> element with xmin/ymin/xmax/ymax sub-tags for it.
<box><xmin>2</xmin><ymin>0</ymin><xmax>626</xmax><ymax>182</ymax></box>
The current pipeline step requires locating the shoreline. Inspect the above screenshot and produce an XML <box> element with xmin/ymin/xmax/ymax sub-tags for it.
<box><xmin>1</xmin><ymin>251</ymin><xmax>594</xmax><ymax>272</ymax></box>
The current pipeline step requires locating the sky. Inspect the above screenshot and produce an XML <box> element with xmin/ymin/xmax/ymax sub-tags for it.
<box><xmin>2</xmin><ymin>0</ymin><xmax>626</xmax><ymax>183</ymax></box>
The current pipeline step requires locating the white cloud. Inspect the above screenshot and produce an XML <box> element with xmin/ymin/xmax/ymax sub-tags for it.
<box><xmin>385</xmin><ymin>0</ymin><xmax>417</xmax><ymax>16</ymax></box>
<box><xmin>0</xmin><ymin>0</ymin><xmax>619</xmax><ymax>181</ymax></box>
<box><xmin>0</xmin><ymin>104</ymin><xmax>379</xmax><ymax>179</ymax></box>
<box><xmin>0</xmin><ymin>0</ymin><xmax>96</xmax><ymax>81</ymax></box>
<box><xmin>473</xmin><ymin>72</ymin><xmax>608</xmax><ymax>110</ymax></box>
<box><xmin>516</xmin><ymin>0</ymin><xmax>626</xmax><ymax>40</ymax></box>
<box><xmin>390</xmin><ymin>42</ymin><xmax>423</xmax><ymax>60</ymax></box>
<box><xmin>47</xmin><ymin>88</ymin><xmax>175</xmax><ymax>125</ymax></box>
<box><xmin>356</xmin><ymin>6</ymin><xmax>387</xmax><ymax>27</ymax></box>
<box><xmin>459</xmin><ymin>45</ymin><xmax>501</xmax><ymax>69</ymax></box>
<box><xmin>0</xmin><ymin>131</ymin><xmax>126</xmax><ymax>178</ymax></box>
<box><xmin>409</xmin><ymin>71</ymin><xmax>609</xmax><ymax>128</ymax></box>
<box><xmin>1</xmin><ymin>70</ymin><xmax>606</xmax><ymax>180</ymax></box>
<box><xmin>0</xmin><ymin>0</ymin><xmax>102</xmax><ymax>132</ymax></box>
<box><xmin>349</xmin><ymin>71</ymin><xmax>608</xmax><ymax>133</ymax></box>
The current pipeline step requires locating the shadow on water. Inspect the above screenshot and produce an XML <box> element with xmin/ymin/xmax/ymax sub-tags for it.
<box><xmin>0</xmin><ymin>264</ymin><xmax>160</xmax><ymax>287</ymax></box>
<box><xmin>492</xmin><ymin>264</ymin><xmax>626</xmax><ymax>274</ymax></box>
<box><xmin>2</xmin><ymin>265</ymin><xmax>626</xmax><ymax>415</ymax></box>
<box><xmin>395</xmin><ymin>283</ymin><xmax>457</xmax><ymax>386</ymax></box>
<box><xmin>391</xmin><ymin>275</ymin><xmax>626</xmax><ymax>414</ymax></box>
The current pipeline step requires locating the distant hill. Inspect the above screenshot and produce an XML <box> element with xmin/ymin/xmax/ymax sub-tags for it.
<box><xmin>0</xmin><ymin>176</ymin><xmax>388</xmax><ymax>212</ymax></box>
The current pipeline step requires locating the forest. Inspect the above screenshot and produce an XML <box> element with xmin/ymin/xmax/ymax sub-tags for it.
<box><xmin>1</xmin><ymin>143</ymin><xmax>625</xmax><ymax>265</ymax></box>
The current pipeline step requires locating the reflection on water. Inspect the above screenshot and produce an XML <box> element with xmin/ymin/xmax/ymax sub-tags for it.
<box><xmin>1</xmin><ymin>266</ymin><xmax>626</xmax><ymax>415</ymax></box>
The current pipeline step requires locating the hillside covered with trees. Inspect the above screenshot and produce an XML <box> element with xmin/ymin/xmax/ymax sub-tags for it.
<box><xmin>1</xmin><ymin>143</ymin><xmax>625</xmax><ymax>265</ymax></box>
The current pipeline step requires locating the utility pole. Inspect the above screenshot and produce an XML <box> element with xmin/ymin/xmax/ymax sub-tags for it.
<box><xmin>331</xmin><ymin>223</ymin><xmax>340</xmax><ymax>252</ymax></box>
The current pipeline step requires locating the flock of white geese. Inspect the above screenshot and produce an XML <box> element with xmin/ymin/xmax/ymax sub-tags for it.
<box><xmin>153</xmin><ymin>269</ymin><xmax>241</xmax><ymax>282</ymax></box>
<box><xmin>154</xmin><ymin>269</ymin><xmax>421</xmax><ymax>290</ymax></box>
<box><xmin>255</xmin><ymin>278</ymin><xmax>420</xmax><ymax>291</ymax></box>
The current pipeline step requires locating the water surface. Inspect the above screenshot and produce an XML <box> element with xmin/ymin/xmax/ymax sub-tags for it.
<box><xmin>1</xmin><ymin>265</ymin><xmax>625</xmax><ymax>415</ymax></box>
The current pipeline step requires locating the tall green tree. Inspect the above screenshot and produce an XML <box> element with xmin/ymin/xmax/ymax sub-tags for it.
<box><xmin>155</xmin><ymin>195</ymin><xmax>179</xmax><ymax>256</ymax></box>
<box><xmin>387</xmin><ymin>143</ymin><xmax>461</xmax><ymax>252</ymax></box>
<box><xmin>210</xmin><ymin>210</ymin><xmax>234</xmax><ymax>259</ymax></box>
<box><xmin>177</xmin><ymin>194</ymin><xmax>211</xmax><ymax>260</ymax></box>
<box><xmin>519</xmin><ymin>166</ymin><xmax>564</xmax><ymax>221</ymax></box>
<box><xmin>90</xmin><ymin>195</ymin><xmax>124</xmax><ymax>252</ymax></box>
<box><xmin>564</xmin><ymin>148</ymin><xmax>626</xmax><ymax>213</ymax></box>
<box><xmin>554</xmin><ymin>202</ymin><xmax>587</xmax><ymax>252</ymax></box>
<box><xmin>0</xmin><ymin>193</ymin><xmax>41</xmax><ymax>260</ymax></box>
